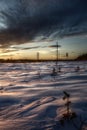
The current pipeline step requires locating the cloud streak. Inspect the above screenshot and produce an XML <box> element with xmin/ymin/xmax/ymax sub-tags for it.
<box><xmin>0</xmin><ymin>0</ymin><xmax>87</xmax><ymax>47</ymax></box>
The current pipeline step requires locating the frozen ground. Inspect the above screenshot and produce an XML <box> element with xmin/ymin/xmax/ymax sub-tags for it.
<box><xmin>0</xmin><ymin>61</ymin><xmax>87</xmax><ymax>130</ymax></box>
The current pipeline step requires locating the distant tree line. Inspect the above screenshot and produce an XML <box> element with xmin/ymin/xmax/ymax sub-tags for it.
<box><xmin>76</xmin><ymin>54</ymin><xmax>87</xmax><ymax>61</ymax></box>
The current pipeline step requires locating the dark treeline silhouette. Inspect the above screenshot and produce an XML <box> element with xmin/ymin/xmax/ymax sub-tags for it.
<box><xmin>0</xmin><ymin>59</ymin><xmax>75</xmax><ymax>63</ymax></box>
<box><xmin>1</xmin><ymin>54</ymin><xmax>87</xmax><ymax>63</ymax></box>
<box><xmin>0</xmin><ymin>59</ymin><xmax>44</xmax><ymax>63</ymax></box>
<box><xmin>76</xmin><ymin>54</ymin><xmax>87</xmax><ymax>61</ymax></box>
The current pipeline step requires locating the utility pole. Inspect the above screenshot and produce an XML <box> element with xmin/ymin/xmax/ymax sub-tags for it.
<box><xmin>66</xmin><ymin>52</ymin><xmax>69</xmax><ymax>60</ymax></box>
<box><xmin>56</xmin><ymin>41</ymin><xmax>58</xmax><ymax>67</ymax></box>
<box><xmin>37</xmin><ymin>52</ymin><xmax>39</xmax><ymax>61</ymax></box>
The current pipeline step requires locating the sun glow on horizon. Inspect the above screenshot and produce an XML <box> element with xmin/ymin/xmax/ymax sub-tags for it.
<box><xmin>0</xmin><ymin>35</ymin><xmax>87</xmax><ymax>60</ymax></box>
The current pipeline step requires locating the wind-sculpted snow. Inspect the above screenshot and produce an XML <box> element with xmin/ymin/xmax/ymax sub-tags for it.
<box><xmin>0</xmin><ymin>61</ymin><xmax>87</xmax><ymax>130</ymax></box>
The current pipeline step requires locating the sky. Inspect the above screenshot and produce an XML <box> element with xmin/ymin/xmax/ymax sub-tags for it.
<box><xmin>0</xmin><ymin>0</ymin><xmax>87</xmax><ymax>60</ymax></box>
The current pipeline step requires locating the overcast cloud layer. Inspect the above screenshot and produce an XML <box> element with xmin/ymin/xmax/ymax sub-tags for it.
<box><xmin>0</xmin><ymin>0</ymin><xmax>87</xmax><ymax>47</ymax></box>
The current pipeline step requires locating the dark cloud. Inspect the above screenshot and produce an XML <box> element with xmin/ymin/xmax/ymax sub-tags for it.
<box><xmin>11</xmin><ymin>46</ymin><xmax>41</xmax><ymax>50</ymax></box>
<box><xmin>49</xmin><ymin>45</ymin><xmax>61</xmax><ymax>48</ymax></box>
<box><xmin>0</xmin><ymin>0</ymin><xmax>87</xmax><ymax>47</ymax></box>
<box><xmin>0</xmin><ymin>46</ymin><xmax>40</xmax><ymax>54</ymax></box>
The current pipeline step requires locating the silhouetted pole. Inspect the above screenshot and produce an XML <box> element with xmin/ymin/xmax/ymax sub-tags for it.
<box><xmin>66</xmin><ymin>53</ymin><xmax>69</xmax><ymax>60</ymax></box>
<box><xmin>37</xmin><ymin>52</ymin><xmax>39</xmax><ymax>61</ymax></box>
<box><xmin>56</xmin><ymin>42</ymin><xmax>58</xmax><ymax>67</ymax></box>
